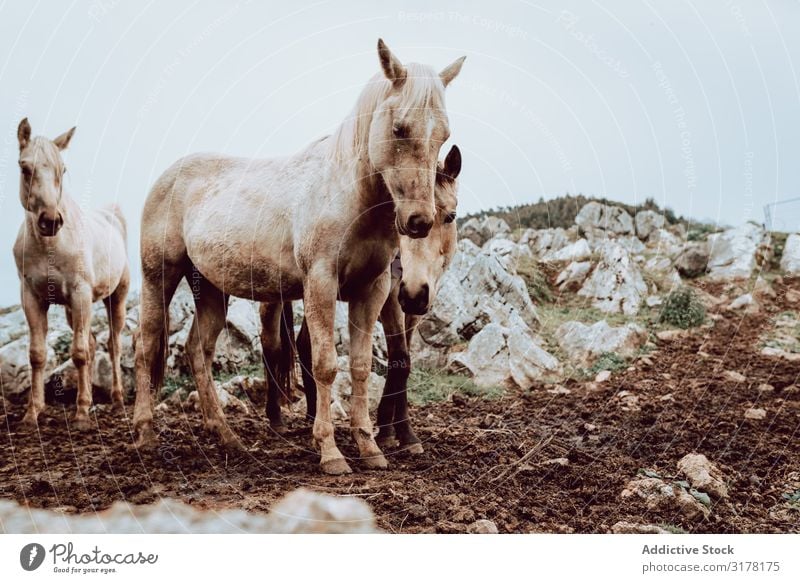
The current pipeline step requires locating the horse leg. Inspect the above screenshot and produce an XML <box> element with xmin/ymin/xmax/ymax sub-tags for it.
<box><xmin>376</xmin><ymin>291</ymin><xmax>405</xmax><ymax>449</ymax></box>
<box><xmin>296</xmin><ymin>316</ymin><xmax>316</xmax><ymax>421</ymax></box>
<box><xmin>260</xmin><ymin>302</ymin><xmax>287</xmax><ymax>434</ymax></box>
<box><xmin>20</xmin><ymin>286</ymin><xmax>48</xmax><ymax>428</ymax></box>
<box><xmin>68</xmin><ymin>287</ymin><xmax>94</xmax><ymax>430</ymax></box>
<box><xmin>133</xmin><ymin>268</ymin><xmax>182</xmax><ymax>448</ymax></box>
<box><xmin>347</xmin><ymin>274</ymin><xmax>390</xmax><ymax>469</ymax></box>
<box><xmin>104</xmin><ymin>268</ymin><xmax>129</xmax><ymax>412</ymax></box>
<box><xmin>393</xmin><ymin>313</ymin><xmax>423</xmax><ymax>453</ymax></box>
<box><xmin>185</xmin><ymin>278</ymin><xmax>243</xmax><ymax>450</ymax></box>
<box><xmin>303</xmin><ymin>272</ymin><xmax>350</xmax><ymax>475</ymax></box>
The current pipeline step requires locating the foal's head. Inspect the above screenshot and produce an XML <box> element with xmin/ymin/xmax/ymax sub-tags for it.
<box><xmin>367</xmin><ymin>40</ymin><xmax>464</xmax><ymax>239</ymax></box>
<box><xmin>397</xmin><ymin>145</ymin><xmax>461</xmax><ymax>315</ymax></box>
<box><xmin>17</xmin><ymin>118</ymin><xmax>76</xmax><ymax>237</ymax></box>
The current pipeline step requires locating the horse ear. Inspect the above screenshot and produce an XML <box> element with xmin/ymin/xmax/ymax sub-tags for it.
<box><xmin>53</xmin><ymin>126</ymin><xmax>76</xmax><ymax>150</ymax></box>
<box><xmin>441</xmin><ymin>145</ymin><xmax>462</xmax><ymax>182</ymax></box>
<box><xmin>18</xmin><ymin>118</ymin><xmax>31</xmax><ymax>150</ymax></box>
<box><xmin>440</xmin><ymin>56</ymin><xmax>466</xmax><ymax>87</ymax></box>
<box><xmin>377</xmin><ymin>38</ymin><xmax>406</xmax><ymax>88</ymax></box>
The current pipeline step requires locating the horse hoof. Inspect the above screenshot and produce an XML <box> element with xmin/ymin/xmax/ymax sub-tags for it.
<box><xmin>269</xmin><ymin>422</ymin><xmax>289</xmax><ymax>436</ymax></box>
<box><xmin>72</xmin><ymin>417</ymin><xmax>91</xmax><ymax>432</ymax></box>
<box><xmin>376</xmin><ymin>435</ymin><xmax>399</xmax><ymax>449</ymax></box>
<box><xmin>361</xmin><ymin>453</ymin><xmax>389</xmax><ymax>470</ymax></box>
<box><xmin>222</xmin><ymin>436</ymin><xmax>246</xmax><ymax>452</ymax></box>
<box><xmin>401</xmin><ymin>442</ymin><xmax>425</xmax><ymax>455</ymax></box>
<box><xmin>20</xmin><ymin>414</ymin><xmax>40</xmax><ymax>431</ymax></box>
<box><xmin>134</xmin><ymin>425</ymin><xmax>158</xmax><ymax>449</ymax></box>
<box><xmin>321</xmin><ymin>458</ymin><xmax>353</xmax><ymax>475</ymax></box>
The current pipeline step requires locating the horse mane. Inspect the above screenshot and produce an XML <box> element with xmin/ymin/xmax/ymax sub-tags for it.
<box><xmin>329</xmin><ymin>63</ymin><xmax>445</xmax><ymax>163</ymax></box>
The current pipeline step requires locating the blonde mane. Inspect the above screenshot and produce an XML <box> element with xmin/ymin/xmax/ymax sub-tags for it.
<box><xmin>24</xmin><ymin>136</ymin><xmax>64</xmax><ymax>173</ymax></box>
<box><xmin>329</xmin><ymin>63</ymin><xmax>445</xmax><ymax>163</ymax></box>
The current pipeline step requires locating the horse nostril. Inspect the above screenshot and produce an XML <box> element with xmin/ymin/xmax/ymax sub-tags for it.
<box><xmin>37</xmin><ymin>212</ymin><xmax>62</xmax><ymax>236</ymax></box>
<box><xmin>406</xmin><ymin>213</ymin><xmax>432</xmax><ymax>237</ymax></box>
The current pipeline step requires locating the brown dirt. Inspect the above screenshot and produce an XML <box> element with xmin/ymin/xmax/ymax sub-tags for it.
<box><xmin>2</xmin><ymin>280</ymin><xmax>799</xmax><ymax>533</ymax></box>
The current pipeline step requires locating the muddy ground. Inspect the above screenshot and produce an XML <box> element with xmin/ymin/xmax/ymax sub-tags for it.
<box><xmin>2</xmin><ymin>280</ymin><xmax>799</xmax><ymax>533</ymax></box>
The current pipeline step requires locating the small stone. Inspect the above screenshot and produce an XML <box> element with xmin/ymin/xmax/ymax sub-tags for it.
<box><xmin>723</xmin><ymin>370</ymin><xmax>747</xmax><ymax>383</ymax></box>
<box><xmin>660</xmin><ymin>393</ymin><xmax>674</xmax><ymax>402</ymax></box>
<box><xmin>757</xmin><ymin>383</ymin><xmax>775</xmax><ymax>393</ymax></box>
<box><xmin>611</xmin><ymin>521</ymin><xmax>670</xmax><ymax>534</ymax></box>
<box><xmin>677</xmin><ymin>453</ymin><xmax>729</xmax><ymax>499</ymax></box>
<box><xmin>543</xmin><ymin>457</ymin><xmax>569</xmax><ymax>467</ymax></box>
<box><xmin>744</xmin><ymin>407</ymin><xmax>766</xmax><ymax>420</ymax></box>
<box><xmin>657</xmin><ymin>330</ymin><xmax>685</xmax><ymax>342</ymax></box>
<box><xmin>467</xmin><ymin>519</ymin><xmax>498</xmax><ymax>534</ymax></box>
<box><xmin>595</xmin><ymin>370</ymin><xmax>612</xmax><ymax>383</ymax></box>
<box><xmin>584</xmin><ymin>423</ymin><xmax>597</xmax><ymax>432</ymax></box>
<box><xmin>546</xmin><ymin>384</ymin><xmax>571</xmax><ymax>395</ymax></box>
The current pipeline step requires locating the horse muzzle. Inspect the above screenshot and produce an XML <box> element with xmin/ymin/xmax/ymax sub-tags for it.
<box><xmin>398</xmin><ymin>281</ymin><xmax>430</xmax><ymax>315</ymax></box>
<box><xmin>37</xmin><ymin>212</ymin><xmax>64</xmax><ymax>237</ymax></box>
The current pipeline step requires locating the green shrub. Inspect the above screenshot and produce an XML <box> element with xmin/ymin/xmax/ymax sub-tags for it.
<box><xmin>659</xmin><ymin>287</ymin><xmax>706</xmax><ymax>329</ymax></box>
<box><xmin>408</xmin><ymin>369</ymin><xmax>503</xmax><ymax>405</ymax></box>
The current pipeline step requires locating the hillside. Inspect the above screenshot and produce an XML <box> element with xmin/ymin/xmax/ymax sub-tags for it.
<box><xmin>461</xmin><ymin>194</ymin><xmax>685</xmax><ymax>231</ymax></box>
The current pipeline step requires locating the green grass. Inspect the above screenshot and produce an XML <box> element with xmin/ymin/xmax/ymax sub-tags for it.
<box><xmin>587</xmin><ymin>352</ymin><xmax>627</xmax><ymax>376</ymax></box>
<box><xmin>407</xmin><ymin>368</ymin><xmax>503</xmax><ymax>405</ymax></box>
<box><xmin>516</xmin><ymin>255</ymin><xmax>553</xmax><ymax>304</ymax></box>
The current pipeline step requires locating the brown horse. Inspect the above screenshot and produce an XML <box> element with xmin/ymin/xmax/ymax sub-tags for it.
<box><xmin>132</xmin><ymin>40</ymin><xmax>464</xmax><ymax>474</ymax></box>
<box><xmin>13</xmin><ymin>119</ymin><xmax>130</xmax><ymax>430</ymax></box>
<box><xmin>266</xmin><ymin>145</ymin><xmax>461</xmax><ymax>453</ymax></box>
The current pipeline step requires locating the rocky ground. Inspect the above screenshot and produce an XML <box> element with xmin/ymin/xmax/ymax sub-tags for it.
<box><xmin>1</xmin><ymin>201</ymin><xmax>799</xmax><ymax>533</ymax></box>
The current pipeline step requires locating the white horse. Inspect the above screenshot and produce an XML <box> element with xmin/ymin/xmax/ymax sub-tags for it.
<box><xmin>14</xmin><ymin>119</ymin><xmax>130</xmax><ymax>429</ymax></box>
<box><xmin>133</xmin><ymin>40</ymin><xmax>464</xmax><ymax>474</ymax></box>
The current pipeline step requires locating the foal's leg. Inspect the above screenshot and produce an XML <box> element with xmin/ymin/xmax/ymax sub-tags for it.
<box><xmin>296</xmin><ymin>317</ymin><xmax>316</xmax><ymax>421</ymax></box>
<box><xmin>68</xmin><ymin>287</ymin><xmax>95</xmax><ymax>430</ymax></box>
<box><xmin>133</xmin><ymin>268</ymin><xmax>182</xmax><ymax>448</ymax></box>
<box><xmin>376</xmin><ymin>290</ymin><xmax>406</xmax><ymax>449</ymax></box>
<box><xmin>347</xmin><ymin>273</ymin><xmax>390</xmax><ymax>469</ymax></box>
<box><xmin>393</xmin><ymin>314</ymin><xmax>423</xmax><ymax>453</ymax></box>
<box><xmin>21</xmin><ymin>286</ymin><xmax>48</xmax><ymax>428</ymax></box>
<box><xmin>260</xmin><ymin>302</ymin><xmax>287</xmax><ymax>433</ymax></box>
<box><xmin>185</xmin><ymin>279</ymin><xmax>243</xmax><ymax>450</ymax></box>
<box><xmin>104</xmin><ymin>270</ymin><xmax>129</xmax><ymax>411</ymax></box>
<box><xmin>303</xmin><ymin>270</ymin><xmax>350</xmax><ymax>475</ymax></box>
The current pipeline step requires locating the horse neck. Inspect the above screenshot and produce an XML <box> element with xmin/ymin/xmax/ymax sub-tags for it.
<box><xmin>353</xmin><ymin>154</ymin><xmax>396</xmax><ymax>229</ymax></box>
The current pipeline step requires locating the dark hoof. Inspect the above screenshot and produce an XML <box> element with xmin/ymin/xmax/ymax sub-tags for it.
<box><xmin>361</xmin><ymin>453</ymin><xmax>389</xmax><ymax>470</ymax></box>
<box><xmin>321</xmin><ymin>458</ymin><xmax>353</xmax><ymax>475</ymax></box>
<box><xmin>376</xmin><ymin>433</ymin><xmax>399</xmax><ymax>449</ymax></box>
<box><xmin>269</xmin><ymin>421</ymin><xmax>289</xmax><ymax>436</ymax></box>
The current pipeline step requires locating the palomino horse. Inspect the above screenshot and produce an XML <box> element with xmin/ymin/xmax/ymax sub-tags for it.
<box><xmin>263</xmin><ymin>145</ymin><xmax>461</xmax><ymax>453</ymax></box>
<box><xmin>13</xmin><ymin>119</ymin><xmax>130</xmax><ymax>430</ymax></box>
<box><xmin>133</xmin><ymin>40</ymin><xmax>464</xmax><ymax>474</ymax></box>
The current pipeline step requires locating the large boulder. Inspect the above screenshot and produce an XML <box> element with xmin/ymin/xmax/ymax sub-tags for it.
<box><xmin>578</xmin><ymin>241</ymin><xmax>648</xmax><ymax>315</ymax></box>
<box><xmin>448</xmin><ymin>323</ymin><xmax>561</xmax><ymax>388</ymax></box>
<box><xmin>541</xmin><ymin>238</ymin><xmax>591</xmax><ymax>262</ymax></box>
<box><xmin>707</xmin><ymin>223</ymin><xmax>767</xmax><ymax>281</ymax></box>
<box><xmin>555</xmin><ymin>261</ymin><xmax>592</xmax><ymax>292</ymax></box>
<box><xmin>575</xmin><ymin>202</ymin><xmax>634</xmax><ymax>239</ymax></box>
<box><xmin>459</xmin><ymin>216</ymin><xmax>511</xmax><ymax>247</ymax></box>
<box><xmin>418</xmin><ymin>240</ymin><xmax>539</xmax><ymax>348</ymax></box>
<box><xmin>521</xmin><ymin>227</ymin><xmax>572</xmax><ymax>258</ymax></box>
<box><xmin>780</xmin><ymin>233</ymin><xmax>800</xmax><ymax>275</ymax></box>
<box><xmin>635</xmin><ymin>210</ymin><xmax>666</xmax><ymax>240</ymax></box>
<box><xmin>675</xmin><ymin>242</ymin><xmax>710</xmax><ymax>278</ymax></box>
<box><xmin>556</xmin><ymin>320</ymin><xmax>648</xmax><ymax>368</ymax></box>
<box><xmin>0</xmin><ymin>488</ymin><xmax>378</xmax><ymax>534</ymax></box>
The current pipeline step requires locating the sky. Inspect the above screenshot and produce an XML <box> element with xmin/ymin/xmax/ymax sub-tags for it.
<box><xmin>1</xmin><ymin>0</ymin><xmax>799</xmax><ymax>305</ymax></box>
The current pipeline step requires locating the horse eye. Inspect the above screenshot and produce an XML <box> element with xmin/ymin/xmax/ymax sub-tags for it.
<box><xmin>444</xmin><ymin>211</ymin><xmax>456</xmax><ymax>224</ymax></box>
<box><xmin>392</xmin><ymin>124</ymin><xmax>408</xmax><ymax>139</ymax></box>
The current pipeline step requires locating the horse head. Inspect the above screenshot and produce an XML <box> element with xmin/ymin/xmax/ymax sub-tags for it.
<box><xmin>366</xmin><ymin>40</ymin><xmax>464</xmax><ymax>239</ymax></box>
<box><xmin>17</xmin><ymin>118</ymin><xmax>75</xmax><ymax>237</ymax></box>
<box><xmin>397</xmin><ymin>145</ymin><xmax>461</xmax><ymax>315</ymax></box>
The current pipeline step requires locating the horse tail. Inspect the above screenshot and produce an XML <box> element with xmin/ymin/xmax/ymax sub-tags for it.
<box><xmin>276</xmin><ymin>302</ymin><xmax>296</xmax><ymax>405</ymax></box>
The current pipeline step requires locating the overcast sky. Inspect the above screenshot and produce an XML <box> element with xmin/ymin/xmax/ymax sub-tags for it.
<box><xmin>1</xmin><ymin>0</ymin><xmax>799</xmax><ymax>305</ymax></box>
